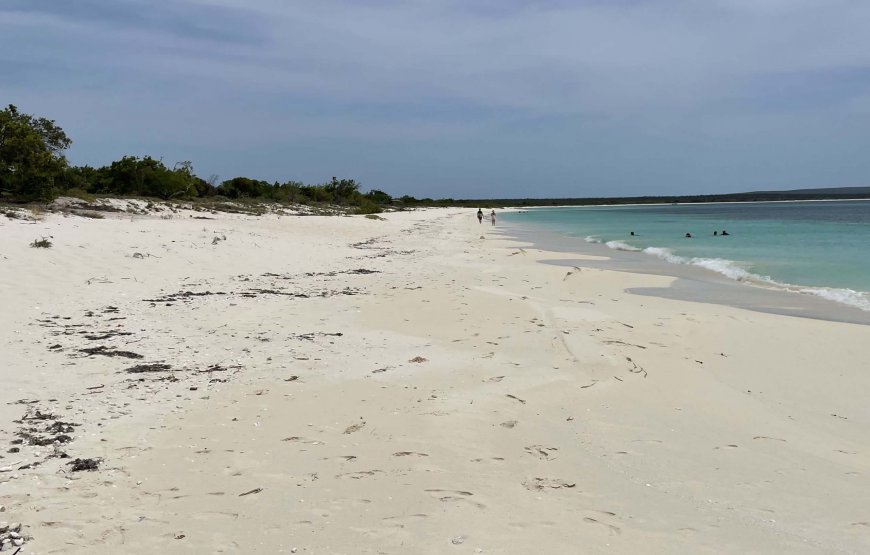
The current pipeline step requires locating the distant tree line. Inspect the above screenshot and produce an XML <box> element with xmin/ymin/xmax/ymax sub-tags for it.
<box><xmin>3</xmin><ymin>104</ymin><xmax>868</xmax><ymax>210</ymax></box>
<box><xmin>0</xmin><ymin>105</ymin><xmax>401</xmax><ymax>213</ymax></box>
<box><xmin>445</xmin><ymin>192</ymin><xmax>870</xmax><ymax>206</ymax></box>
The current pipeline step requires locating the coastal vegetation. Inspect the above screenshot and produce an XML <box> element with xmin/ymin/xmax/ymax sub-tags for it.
<box><xmin>2</xmin><ymin>105</ymin><xmax>868</xmax><ymax>212</ymax></box>
<box><xmin>1</xmin><ymin>105</ymin><xmax>393</xmax><ymax>214</ymax></box>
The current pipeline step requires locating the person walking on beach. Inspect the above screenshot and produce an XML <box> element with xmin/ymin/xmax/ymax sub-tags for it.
<box><xmin>490</xmin><ymin>210</ymin><xmax>496</xmax><ymax>226</ymax></box>
<box><xmin>477</xmin><ymin>208</ymin><xmax>483</xmax><ymax>224</ymax></box>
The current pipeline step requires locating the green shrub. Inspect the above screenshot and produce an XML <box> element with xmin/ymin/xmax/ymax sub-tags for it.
<box><xmin>355</xmin><ymin>198</ymin><xmax>383</xmax><ymax>215</ymax></box>
<box><xmin>66</xmin><ymin>188</ymin><xmax>97</xmax><ymax>203</ymax></box>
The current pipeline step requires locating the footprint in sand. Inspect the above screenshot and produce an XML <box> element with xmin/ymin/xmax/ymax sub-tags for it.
<box><xmin>393</xmin><ymin>451</ymin><xmax>429</xmax><ymax>457</ymax></box>
<box><xmin>470</xmin><ymin>457</ymin><xmax>505</xmax><ymax>463</ymax></box>
<box><xmin>196</xmin><ymin>511</ymin><xmax>240</xmax><ymax>521</ymax></box>
<box><xmin>328</xmin><ymin>455</ymin><xmax>358</xmax><ymax>462</ymax></box>
<box><xmin>425</xmin><ymin>489</ymin><xmax>486</xmax><ymax>509</ymax></box>
<box><xmin>522</xmin><ymin>478</ymin><xmax>576</xmax><ymax>491</ymax></box>
<box><xmin>500</xmin><ymin>420</ymin><xmax>518</xmax><ymax>429</ymax></box>
<box><xmin>282</xmin><ymin>436</ymin><xmax>326</xmax><ymax>445</ymax></box>
<box><xmin>335</xmin><ymin>470</ymin><xmax>383</xmax><ymax>479</ymax></box>
<box><xmin>583</xmin><ymin>516</ymin><xmax>621</xmax><ymax>535</ymax></box>
<box><xmin>524</xmin><ymin>445</ymin><xmax>558</xmax><ymax>460</ymax></box>
<box><xmin>382</xmin><ymin>513</ymin><xmax>429</xmax><ymax>527</ymax></box>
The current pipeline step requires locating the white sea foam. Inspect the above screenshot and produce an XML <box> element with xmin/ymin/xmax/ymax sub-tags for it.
<box><xmin>690</xmin><ymin>258</ymin><xmax>762</xmax><ymax>282</ymax></box>
<box><xmin>642</xmin><ymin>247</ymin><xmax>685</xmax><ymax>265</ymax></box>
<box><xmin>584</xmin><ymin>235</ymin><xmax>601</xmax><ymax>244</ymax></box>
<box><xmin>798</xmin><ymin>287</ymin><xmax>870</xmax><ymax>312</ymax></box>
<box><xmin>604</xmin><ymin>240</ymin><xmax>641</xmax><ymax>252</ymax></box>
<box><xmin>642</xmin><ymin>247</ymin><xmax>767</xmax><ymax>282</ymax></box>
<box><xmin>638</xmin><ymin>247</ymin><xmax>870</xmax><ymax>312</ymax></box>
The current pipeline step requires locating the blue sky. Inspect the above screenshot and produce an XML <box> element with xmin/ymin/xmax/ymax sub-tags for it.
<box><xmin>3</xmin><ymin>0</ymin><xmax>869</xmax><ymax>198</ymax></box>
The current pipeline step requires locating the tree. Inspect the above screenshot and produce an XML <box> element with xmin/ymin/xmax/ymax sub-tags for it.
<box><xmin>0</xmin><ymin>105</ymin><xmax>72</xmax><ymax>200</ymax></box>
<box><xmin>325</xmin><ymin>177</ymin><xmax>361</xmax><ymax>205</ymax></box>
<box><xmin>218</xmin><ymin>176</ymin><xmax>268</xmax><ymax>199</ymax></box>
<box><xmin>365</xmin><ymin>189</ymin><xmax>392</xmax><ymax>204</ymax></box>
<box><xmin>94</xmin><ymin>156</ymin><xmax>198</xmax><ymax>199</ymax></box>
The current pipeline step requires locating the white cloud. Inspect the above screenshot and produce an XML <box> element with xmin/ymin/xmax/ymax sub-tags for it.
<box><xmin>3</xmin><ymin>0</ymin><xmax>870</xmax><ymax>194</ymax></box>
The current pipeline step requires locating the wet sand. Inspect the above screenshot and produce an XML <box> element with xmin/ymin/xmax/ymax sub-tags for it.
<box><xmin>506</xmin><ymin>222</ymin><xmax>870</xmax><ymax>326</ymax></box>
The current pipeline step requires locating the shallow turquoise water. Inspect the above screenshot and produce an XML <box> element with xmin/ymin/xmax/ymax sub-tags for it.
<box><xmin>502</xmin><ymin>201</ymin><xmax>870</xmax><ymax>310</ymax></box>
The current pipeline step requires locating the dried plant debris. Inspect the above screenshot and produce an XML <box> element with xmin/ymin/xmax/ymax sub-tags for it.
<box><xmin>199</xmin><ymin>364</ymin><xmax>241</xmax><ymax>373</ymax></box>
<box><xmin>82</xmin><ymin>330</ymin><xmax>133</xmax><ymax>341</ymax></box>
<box><xmin>11</xmin><ymin>408</ymin><xmax>80</xmax><ymax>456</ymax></box>
<box><xmin>343</xmin><ymin>421</ymin><xmax>366</xmax><ymax>434</ymax></box>
<box><xmin>44</xmin><ymin>421</ymin><xmax>76</xmax><ymax>434</ymax></box>
<box><xmin>143</xmin><ymin>291</ymin><xmax>227</xmax><ymax>304</ymax></box>
<box><xmin>78</xmin><ymin>346</ymin><xmax>143</xmax><ymax>359</ymax></box>
<box><xmin>67</xmin><ymin>458</ymin><xmax>102</xmax><ymax>472</ymax></box>
<box><xmin>19</xmin><ymin>409</ymin><xmax>55</xmax><ymax>421</ymax></box>
<box><xmin>30</xmin><ymin>237</ymin><xmax>53</xmax><ymax>248</ymax></box>
<box><xmin>288</xmin><ymin>332</ymin><xmax>344</xmax><ymax>341</ymax></box>
<box><xmin>350</xmin><ymin>238</ymin><xmax>383</xmax><ymax>249</ymax></box>
<box><xmin>17</xmin><ymin>431</ymin><xmax>72</xmax><ymax>447</ymax></box>
<box><xmin>125</xmin><ymin>363</ymin><xmax>172</xmax><ymax>374</ymax></box>
<box><xmin>626</xmin><ymin>357</ymin><xmax>647</xmax><ymax>378</ymax></box>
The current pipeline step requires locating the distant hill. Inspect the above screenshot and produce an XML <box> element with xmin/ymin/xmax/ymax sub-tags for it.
<box><xmin>451</xmin><ymin>186</ymin><xmax>870</xmax><ymax>208</ymax></box>
<box><xmin>744</xmin><ymin>186</ymin><xmax>870</xmax><ymax>196</ymax></box>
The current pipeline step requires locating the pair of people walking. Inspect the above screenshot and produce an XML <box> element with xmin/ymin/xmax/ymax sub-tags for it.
<box><xmin>477</xmin><ymin>208</ymin><xmax>496</xmax><ymax>226</ymax></box>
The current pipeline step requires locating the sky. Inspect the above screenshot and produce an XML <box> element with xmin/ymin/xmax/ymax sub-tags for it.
<box><xmin>2</xmin><ymin>0</ymin><xmax>870</xmax><ymax>198</ymax></box>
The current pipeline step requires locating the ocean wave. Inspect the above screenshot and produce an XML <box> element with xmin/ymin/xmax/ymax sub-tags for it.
<box><xmin>797</xmin><ymin>287</ymin><xmax>870</xmax><ymax>312</ymax></box>
<box><xmin>642</xmin><ymin>247</ymin><xmax>763</xmax><ymax>282</ymax></box>
<box><xmin>604</xmin><ymin>240</ymin><xmax>641</xmax><ymax>251</ymax></box>
<box><xmin>690</xmin><ymin>258</ymin><xmax>763</xmax><ymax>282</ymax></box>
<box><xmin>642</xmin><ymin>246</ymin><xmax>684</xmax><ymax>264</ymax></box>
<box><xmin>636</xmin><ymin>247</ymin><xmax>870</xmax><ymax>311</ymax></box>
<box><xmin>591</xmin><ymin>235</ymin><xmax>870</xmax><ymax>311</ymax></box>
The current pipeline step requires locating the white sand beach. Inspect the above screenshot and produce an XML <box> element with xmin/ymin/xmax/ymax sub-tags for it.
<box><xmin>1</xmin><ymin>205</ymin><xmax>868</xmax><ymax>554</ymax></box>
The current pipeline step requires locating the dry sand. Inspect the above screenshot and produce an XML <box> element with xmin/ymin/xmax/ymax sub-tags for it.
<box><xmin>1</xmin><ymin>205</ymin><xmax>868</xmax><ymax>554</ymax></box>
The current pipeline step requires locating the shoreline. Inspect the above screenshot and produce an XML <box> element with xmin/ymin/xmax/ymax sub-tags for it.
<box><xmin>2</xmin><ymin>207</ymin><xmax>869</xmax><ymax>553</ymax></box>
<box><xmin>507</xmin><ymin>197</ymin><xmax>870</xmax><ymax>208</ymax></box>
<box><xmin>499</xmin><ymin>214</ymin><xmax>870</xmax><ymax>325</ymax></box>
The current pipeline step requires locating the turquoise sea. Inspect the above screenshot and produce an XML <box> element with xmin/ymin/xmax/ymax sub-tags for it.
<box><xmin>502</xmin><ymin>200</ymin><xmax>870</xmax><ymax>311</ymax></box>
